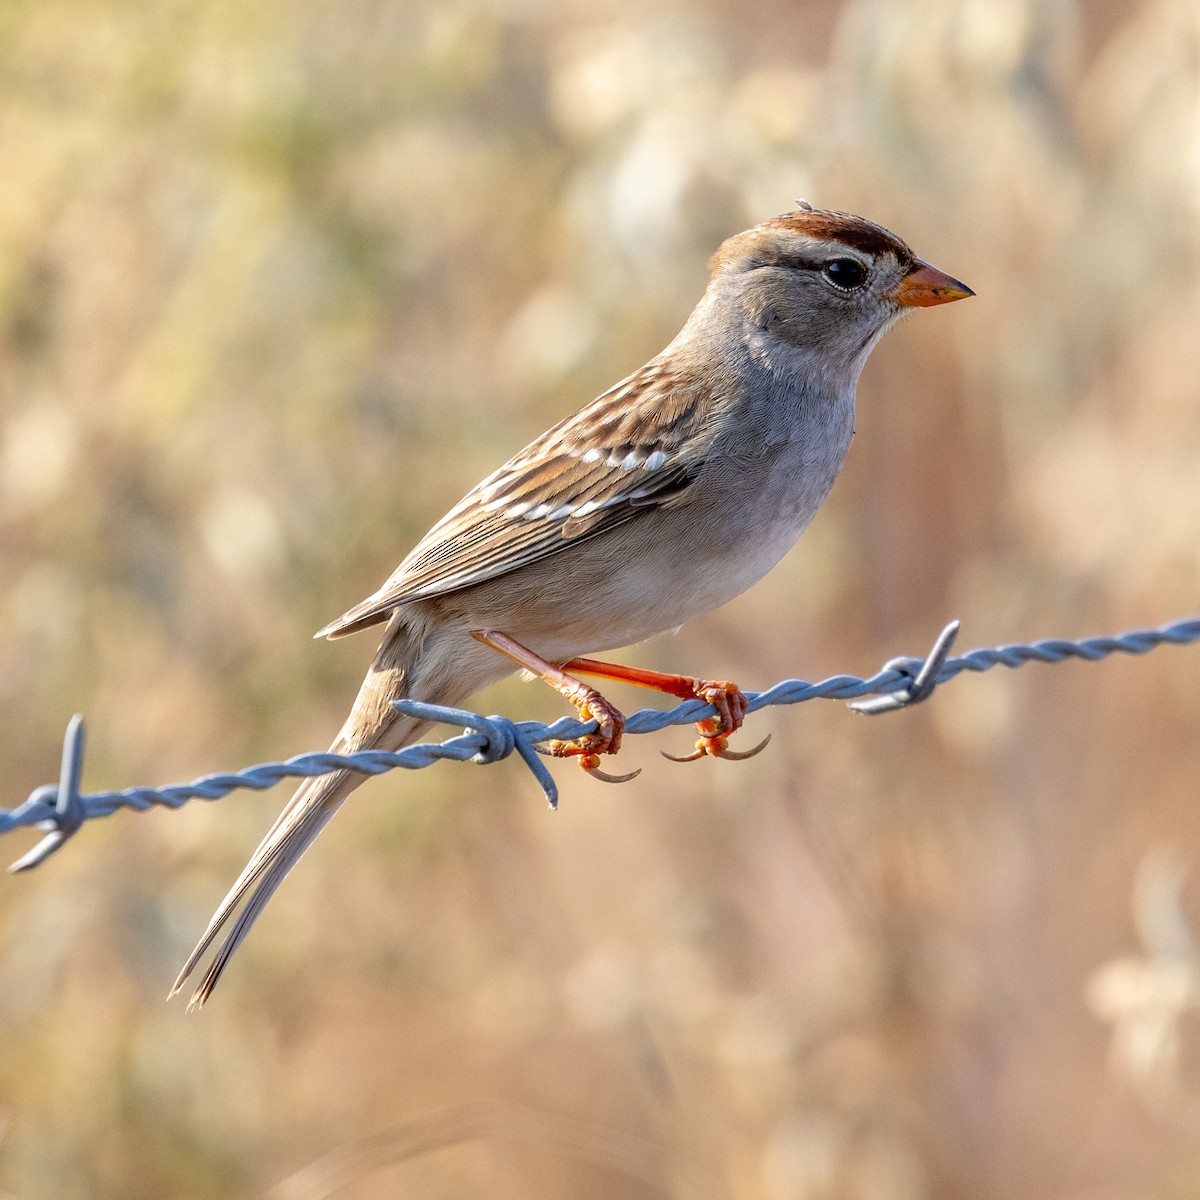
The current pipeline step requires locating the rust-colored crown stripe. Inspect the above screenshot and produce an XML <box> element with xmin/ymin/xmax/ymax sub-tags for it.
<box><xmin>715</xmin><ymin>208</ymin><xmax>916</xmax><ymax>273</ymax></box>
<box><xmin>769</xmin><ymin>209</ymin><xmax>914</xmax><ymax>262</ymax></box>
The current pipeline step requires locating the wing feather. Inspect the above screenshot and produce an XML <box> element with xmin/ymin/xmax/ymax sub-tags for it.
<box><xmin>317</xmin><ymin>361</ymin><xmax>714</xmax><ymax>639</ymax></box>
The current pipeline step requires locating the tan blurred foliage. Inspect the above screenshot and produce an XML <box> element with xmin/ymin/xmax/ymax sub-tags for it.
<box><xmin>2</xmin><ymin>0</ymin><xmax>1200</xmax><ymax>1196</ymax></box>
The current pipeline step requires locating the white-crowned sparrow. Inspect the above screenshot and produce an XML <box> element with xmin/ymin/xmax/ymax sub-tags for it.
<box><xmin>173</xmin><ymin>204</ymin><xmax>971</xmax><ymax>1007</ymax></box>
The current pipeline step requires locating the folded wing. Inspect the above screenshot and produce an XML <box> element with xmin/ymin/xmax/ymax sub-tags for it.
<box><xmin>317</xmin><ymin>361</ymin><xmax>718</xmax><ymax>639</ymax></box>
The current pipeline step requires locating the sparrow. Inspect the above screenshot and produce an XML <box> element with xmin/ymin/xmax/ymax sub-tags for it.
<box><xmin>172</xmin><ymin>204</ymin><xmax>972</xmax><ymax>1007</ymax></box>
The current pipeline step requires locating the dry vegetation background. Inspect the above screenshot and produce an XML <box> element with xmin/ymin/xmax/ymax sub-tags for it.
<box><xmin>2</xmin><ymin>0</ymin><xmax>1200</xmax><ymax>1196</ymax></box>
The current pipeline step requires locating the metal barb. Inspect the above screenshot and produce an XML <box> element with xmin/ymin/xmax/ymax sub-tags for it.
<box><xmin>390</xmin><ymin>698</ymin><xmax>560</xmax><ymax>808</ymax></box>
<box><xmin>9</xmin><ymin>713</ymin><xmax>87</xmax><ymax>873</ymax></box>
<box><xmin>849</xmin><ymin>620</ymin><xmax>961</xmax><ymax>716</ymax></box>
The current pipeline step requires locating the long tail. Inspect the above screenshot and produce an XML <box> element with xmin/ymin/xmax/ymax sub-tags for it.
<box><xmin>171</xmin><ymin>613</ymin><xmax>429</xmax><ymax>1010</ymax></box>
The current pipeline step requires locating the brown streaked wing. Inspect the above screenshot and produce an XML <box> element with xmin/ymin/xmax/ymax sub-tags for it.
<box><xmin>317</xmin><ymin>362</ymin><xmax>711</xmax><ymax>639</ymax></box>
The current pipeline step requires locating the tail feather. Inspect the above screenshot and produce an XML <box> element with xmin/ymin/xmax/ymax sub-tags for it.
<box><xmin>169</xmin><ymin>770</ymin><xmax>352</xmax><ymax>1008</ymax></box>
<box><xmin>172</xmin><ymin>610</ymin><xmax>437</xmax><ymax>1008</ymax></box>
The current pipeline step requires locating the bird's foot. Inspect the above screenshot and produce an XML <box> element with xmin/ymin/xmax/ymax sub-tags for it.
<box><xmin>543</xmin><ymin>692</ymin><xmax>642</xmax><ymax>784</ymax></box>
<box><xmin>470</xmin><ymin>631</ymin><xmax>641</xmax><ymax>785</ymax></box>
<box><xmin>659</xmin><ymin>682</ymin><xmax>769</xmax><ymax>763</ymax></box>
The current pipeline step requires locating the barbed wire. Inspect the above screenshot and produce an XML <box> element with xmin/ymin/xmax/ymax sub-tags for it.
<box><xmin>4</xmin><ymin>615</ymin><xmax>1199</xmax><ymax>874</ymax></box>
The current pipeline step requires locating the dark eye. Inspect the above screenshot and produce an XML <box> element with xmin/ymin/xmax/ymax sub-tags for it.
<box><xmin>822</xmin><ymin>258</ymin><xmax>867</xmax><ymax>290</ymax></box>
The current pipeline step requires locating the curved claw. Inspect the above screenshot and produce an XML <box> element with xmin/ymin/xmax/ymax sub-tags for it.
<box><xmin>576</xmin><ymin>752</ymin><xmax>642</xmax><ymax>784</ymax></box>
<box><xmin>588</xmin><ymin>763</ymin><xmax>643</xmax><ymax>784</ymax></box>
<box><xmin>662</xmin><ymin>732</ymin><xmax>772</xmax><ymax>764</ymax></box>
<box><xmin>662</xmin><ymin>744</ymin><xmax>707</xmax><ymax>763</ymax></box>
<box><xmin>715</xmin><ymin>733</ymin><xmax>771</xmax><ymax>761</ymax></box>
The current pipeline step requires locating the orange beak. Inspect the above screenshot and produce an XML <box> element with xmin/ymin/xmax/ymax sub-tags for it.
<box><xmin>895</xmin><ymin>259</ymin><xmax>974</xmax><ymax>308</ymax></box>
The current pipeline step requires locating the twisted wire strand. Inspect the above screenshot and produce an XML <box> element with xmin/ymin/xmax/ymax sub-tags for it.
<box><xmin>4</xmin><ymin>615</ymin><xmax>1198</xmax><ymax>872</ymax></box>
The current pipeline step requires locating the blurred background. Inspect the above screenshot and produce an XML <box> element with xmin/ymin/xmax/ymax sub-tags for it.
<box><xmin>2</xmin><ymin>0</ymin><xmax>1200</xmax><ymax>1195</ymax></box>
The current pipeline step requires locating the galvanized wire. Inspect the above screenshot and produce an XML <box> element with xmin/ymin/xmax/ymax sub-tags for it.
<box><xmin>4</xmin><ymin>615</ymin><xmax>1199</xmax><ymax>872</ymax></box>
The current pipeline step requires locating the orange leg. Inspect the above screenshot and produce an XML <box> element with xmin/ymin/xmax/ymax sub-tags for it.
<box><xmin>470</xmin><ymin>630</ymin><xmax>640</xmax><ymax>784</ymax></box>
<box><xmin>561</xmin><ymin>657</ymin><xmax>770</xmax><ymax>764</ymax></box>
